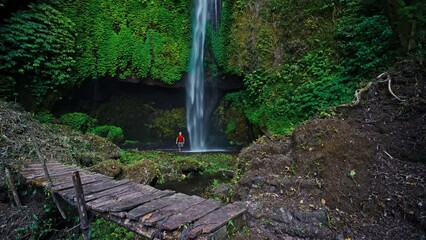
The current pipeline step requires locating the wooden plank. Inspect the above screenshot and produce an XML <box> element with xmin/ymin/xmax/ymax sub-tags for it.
<box><xmin>109</xmin><ymin>189</ymin><xmax>175</xmax><ymax>212</ymax></box>
<box><xmin>50</xmin><ymin>171</ymin><xmax>104</xmax><ymax>187</ymax></box>
<box><xmin>21</xmin><ymin>164</ymin><xmax>73</xmax><ymax>173</ymax></box>
<box><xmin>20</xmin><ymin>166</ymin><xmax>74</xmax><ymax>178</ymax></box>
<box><xmin>84</xmin><ymin>182</ymin><xmax>134</xmax><ymax>202</ymax></box>
<box><xmin>25</xmin><ymin>167</ymin><xmax>78</xmax><ymax>180</ymax></box>
<box><xmin>127</xmin><ymin>193</ymin><xmax>183</xmax><ymax>220</ymax></box>
<box><xmin>89</xmin><ymin>191</ymin><xmax>146</xmax><ymax>212</ymax></box>
<box><xmin>187</xmin><ymin>203</ymin><xmax>247</xmax><ymax>238</ymax></box>
<box><xmin>52</xmin><ymin>174</ymin><xmax>109</xmax><ymax>191</ymax></box>
<box><xmin>162</xmin><ymin>199</ymin><xmax>223</xmax><ymax>231</ymax></box>
<box><xmin>142</xmin><ymin>195</ymin><xmax>205</xmax><ymax>227</ymax></box>
<box><xmin>24</xmin><ymin>162</ymin><xmax>64</xmax><ymax>168</ymax></box>
<box><xmin>85</xmin><ymin>184</ymin><xmax>151</xmax><ymax>207</ymax></box>
<box><xmin>58</xmin><ymin>179</ymin><xmax>127</xmax><ymax>200</ymax></box>
<box><xmin>88</xmin><ymin>184</ymin><xmax>162</xmax><ymax>212</ymax></box>
<box><xmin>81</xmin><ymin>179</ymin><xmax>130</xmax><ymax>196</ymax></box>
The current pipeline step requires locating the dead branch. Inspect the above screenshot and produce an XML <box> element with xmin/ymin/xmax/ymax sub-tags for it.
<box><xmin>5</xmin><ymin>167</ymin><xmax>22</xmax><ymax>208</ymax></box>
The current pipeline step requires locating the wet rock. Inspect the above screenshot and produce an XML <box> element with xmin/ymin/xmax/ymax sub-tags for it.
<box><xmin>252</xmin><ymin>176</ymin><xmax>266</xmax><ymax>185</ymax></box>
<box><xmin>293</xmin><ymin>209</ymin><xmax>327</xmax><ymax>224</ymax></box>
<box><xmin>268</xmin><ymin>208</ymin><xmax>330</xmax><ymax>238</ymax></box>
<box><xmin>210</xmin><ymin>183</ymin><xmax>233</xmax><ymax>201</ymax></box>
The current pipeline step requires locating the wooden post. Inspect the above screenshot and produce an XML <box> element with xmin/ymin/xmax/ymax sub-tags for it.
<box><xmin>72</xmin><ymin>171</ymin><xmax>90</xmax><ymax>240</ymax></box>
<box><xmin>29</xmin><ymin>132</ymin><xmax>67</xmax><ymax>220</ymax></box>
<box><xmin>5</xmin><ymin>168</ymin><xmax>22</xmax><ymax>208</ymax></box>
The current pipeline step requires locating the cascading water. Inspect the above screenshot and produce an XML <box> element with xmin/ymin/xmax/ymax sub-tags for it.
<box><xmin>186</xmin><ymin>0</ymin><xmax>221</xmax><ymax>151</ymax></box>
<box><xmin>186</xmin><ymin>0</ymin><xmax>207</xmax><ymax>150</ymax></box>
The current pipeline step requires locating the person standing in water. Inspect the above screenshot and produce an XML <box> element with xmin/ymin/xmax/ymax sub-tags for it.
<box><xmin>176</xmin><ymin>132</ymin><xmax>185</xmax><ymax>152</ymax></box>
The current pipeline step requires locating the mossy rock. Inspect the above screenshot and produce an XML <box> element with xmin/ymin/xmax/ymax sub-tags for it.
<box><xmin>123</xmin><ymin>160</ymin><xmax>159</xmax><ymax>185</ymax></box>
<box><xmin>89</xmin><ymin>159</ymin><xmax>124</xmax><ymax>178</ymax></box>
<box><xmin>82</xmin><ymin>133</ymin><xmax>121</xmax><ymax>160</ymax></box>
<box><xmin>74</xmin><ymin>151</ymin><xmax>103</xmax><ymax>167</ymax></box>
<box><xmin>208</xmin><ymin>183</ymin><xmax>235</xmax><ymax>202</ymax></box>
<box><xmin>173</xmin><ymin>157</ymin><xmax>204</xmax><ymax>174</ymax></box>
<box><xmin>214</xmin><ymin>97</ymin><xmax>258</xmax><ymax>146</ymax></box>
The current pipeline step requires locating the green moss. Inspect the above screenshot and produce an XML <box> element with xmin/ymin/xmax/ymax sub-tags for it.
<box><xmin>146</xmin><ymin>108</ymin><xmax>186</xmax><ymax>142</ymax></box>
<box><xmin>89</xmin><ymin>159</ymin><xmax>124</xmax><ymax>178</ymax></box>
<box><xmin>215</xmin><ymin>93</ymin><xmax>258</xmax><ymax>146</ymax></box>
<box><xmin>119</xmin><ymin>150</ymin><xmax>238</xmax><ymax>184</ymax></box>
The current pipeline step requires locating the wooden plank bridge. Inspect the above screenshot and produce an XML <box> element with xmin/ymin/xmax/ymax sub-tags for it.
<box><xmin>15</xmin><ymin>162</ymin><xmax>247</xmax><ymax>239</ymax></box>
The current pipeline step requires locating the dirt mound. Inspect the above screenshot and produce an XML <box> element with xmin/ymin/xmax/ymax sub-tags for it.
<box><xmin>233</xmin><ymin>61</ymin><xmax>425</xmax><ymax>239</ymax></box>
<box><xmin>341</xmin><ymin>60</ymin><xmax>426</xmax><ymax>163</ymax></box>
<box><xmin>293</xmin><ymin>118</ymin><xmax>374</xmax><ymax>212</ymax></box>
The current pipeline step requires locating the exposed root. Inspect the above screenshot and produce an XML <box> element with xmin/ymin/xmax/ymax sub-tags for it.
<box><xmin>378</xmin><ymin>72</ymin><xmax>406</xmax><ymax>102</ymax></box>
<box><xmin>337</xmin><ymin>72</ymin><xmax>407</xmax><ymax>108</ymax></box>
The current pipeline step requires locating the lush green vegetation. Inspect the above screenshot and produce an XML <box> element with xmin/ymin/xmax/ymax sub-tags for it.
<box><xmin>119</xmin><ymin>149</ymin><xmax>238</xmax><ymax>183</ymax></box>
<box><xmin>59</xmin><ymin>0</ymin><xmax>191</xmax><ymax>83</ymax></box>
<box><xmin>59</xmin><ymin>112</ymin><xmax>125</xmax><ymax>145</ymax></box>
<box><xmin>60</xmin><ymin>112</ymin><xmax>97</xmax><ymax>133</ymax></box>
<box><xmin>215</xmin><ymin>0</ymin><xmax>426</xmax><ymax>134</ymax></box>
<box><xmin>91</xmin><ymin>218</ymin><xmax>137</xmax><ymax>240</ymax></box>
<box><xmin>1</xmin><ymin>0</ymin><xmax>425</xmax><ymax>134</ymax></box>
<box><xmin>90</xmin><ymin>125</ymin><xmax>125</xmax><ymax>144</ymax></box>
<box><xmin>0</xmin><ymin>3</ymin><xmax>76</xmax><ymax>106</ymax></box>
<box><xmin>0</xmin><ymin>0</ymin><xmax>191</xmax><ymax>106</ymax></box>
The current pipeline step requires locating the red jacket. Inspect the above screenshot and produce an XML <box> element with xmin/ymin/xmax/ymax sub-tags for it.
<box><xmin>176</xmin><ymin>135</ymin><xmax>185</xmax><ymax>142</ymax></box>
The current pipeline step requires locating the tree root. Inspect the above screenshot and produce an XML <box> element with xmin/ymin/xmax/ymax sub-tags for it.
<box><xmin>337</xmin><ymin>72</ymin><xmax>406</xmax><ymax>108</ymax></box>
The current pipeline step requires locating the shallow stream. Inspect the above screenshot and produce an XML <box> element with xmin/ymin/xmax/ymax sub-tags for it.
<box><xmin>155</xmin><ymin>173</ymin><xmax>227</xmax><ymax>196</ymax></box>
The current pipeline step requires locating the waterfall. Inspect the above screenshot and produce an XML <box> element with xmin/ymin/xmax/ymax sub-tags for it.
<box><xmin>186</xmin><ymin>0</ymin><xmax>221</xmax><ymax>151</ymax></box>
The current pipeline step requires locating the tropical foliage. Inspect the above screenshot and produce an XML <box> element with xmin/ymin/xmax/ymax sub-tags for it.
<box><xmin>0</xmin><ymin>0</ymin><xmax>191</xmax><ymax>106</ymax></box>
<box><xmin>58</xmin><ymin>0</ymin><xmax>191</xmax><ymax>83</ymax></box>
<box><xmin>217</xmin><ymin>0</ymin><xmax>426</xmax><ymax>134</ymax></box>
<box><xmin>0</xmin><ymin>0</ymin><xmax>425</xmax><ymax>133</ymax></box>
<box><xmin>0</xmin><ymin>3</ymin><xmax>76</xmax><ymax>105</ymax></box>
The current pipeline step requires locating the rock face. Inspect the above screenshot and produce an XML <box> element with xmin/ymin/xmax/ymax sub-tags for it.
<box><xmin>54</xmin><ymin>73</ymin><xmax>243</xmax><ymax>148</ymax></box>
<box><xmin>234</xmin><ymin>134</ymin><xmax>333</xmax><ymax>239</ymax></box>
<box><xmin>214</xmin><ymin>97</ymin><xmax>259</xmax><ymax>146</ymax></box>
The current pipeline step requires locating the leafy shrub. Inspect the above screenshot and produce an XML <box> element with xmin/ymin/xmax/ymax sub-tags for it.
<box><xmin>35</xmin><ymin>111</ymin><xmax>54</xmax><ymax>123</ymax></box>
<box><xmin>90</xmin><ymin>125</ymin><xmax>125</xmax><ymax>144</ymax></box>
<box><xmin>60</xmin><ymin>112</ymin><xmax>96</xmax><ymax>133</ymax></box>
<box><xmin>91</xmin><ymin>218</ymin><xmax>136</xmax><ymax>240</ymax></box>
